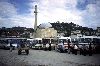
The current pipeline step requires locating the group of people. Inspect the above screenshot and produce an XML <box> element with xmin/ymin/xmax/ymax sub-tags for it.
<box><xmin>9</xmin><ymin>39</ymin><xmax>99</xmax><ymax>56</ymax></box>
<box><xmin>67</xmin><ymin>42</ymin><xmax>93</xmax><ymax>56</ymax></box>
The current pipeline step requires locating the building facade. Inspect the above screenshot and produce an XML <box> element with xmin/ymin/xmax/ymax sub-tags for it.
<box><xmin>35</xmin><ymin>28</ymin><xmax>57</xmax><ymax>38</ymax></box>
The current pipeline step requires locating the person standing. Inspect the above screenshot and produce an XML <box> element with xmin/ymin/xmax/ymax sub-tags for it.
<box><xmin>89</xmin><ymin>42</ymin><xmax>92</xmax><ymax>56</ymax></box>
<box><xmin>43</xmin><ymin>43</ymin><xmax>46</xmax><ymax>51</ymax></box>
<box><xmin>46</xmin><ymin>43</ymin><xmax>49</xmax><ymax>51</ymax></box>
<box><xmin>74</xmin><ymin>44</ymin><xmax>78</xmax><ymax>55</ymax></box>
<box><xmin>55</xmin><ymin>44</ymin><xmax>58</xmax><ymax>51</ymax></box>
<box><xmin>67</xmin><ymin>39</ymin><xmax>71</xmax><ymax>54</ymax></box>
<box><xmin>80</xmin><ymin>45</ymin><xmax>83</xmax><ymax>55</ymax></box>
<box><xmin>10</xmin><ymin>40</ymin><xmax>13</xmax><ymax>52</ymax></box>
<box><xmin>83</xmin><ymin>44</ymin><xmax>87</xmax><ymax>56</ymax></box>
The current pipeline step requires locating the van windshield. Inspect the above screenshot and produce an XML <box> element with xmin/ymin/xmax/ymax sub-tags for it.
<box><xmin>59</xmin><ymin>39</ymin><xmax>68</xmax><ymax>43</ymax></box>
<box><xmin>79</xmin><ymin>38</ymin><xmax>91</xmax><ymax>43</ymax></box>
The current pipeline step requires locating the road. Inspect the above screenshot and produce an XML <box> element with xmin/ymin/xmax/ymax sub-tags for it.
<box><xmin>0</xmin><ymin>49</ymin><xmax>100</xmax><ymax>66</ymax></box>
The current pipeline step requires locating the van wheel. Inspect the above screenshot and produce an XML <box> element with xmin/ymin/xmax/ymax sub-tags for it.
<box><xmin>59</xmin><ymin>49</ymin><xmax>64</xmax><ymax>53</ymax></box>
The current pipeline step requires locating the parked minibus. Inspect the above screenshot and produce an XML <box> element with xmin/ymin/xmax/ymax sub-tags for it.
<box><xmin>57</xmin><ymin>37</ymin><xmax>72</xmax><ymax>52</ymax></box>
<box><xmin>42</xmin><ymin>38</ymin><xmax>57</xmax><ymax>50</ymax></box>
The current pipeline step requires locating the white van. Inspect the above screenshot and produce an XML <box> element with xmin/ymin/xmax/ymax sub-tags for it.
<box><xmin>57</xmin><ymin>37</ymin><xmax>72</xmax><ymax>52</ymax></box>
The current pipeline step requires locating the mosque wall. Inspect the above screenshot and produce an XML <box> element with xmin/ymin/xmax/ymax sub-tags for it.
<box><xmin>35</xmin><ymin>28</ymin><xmax>57</xmax><ymax>38</ymax></box>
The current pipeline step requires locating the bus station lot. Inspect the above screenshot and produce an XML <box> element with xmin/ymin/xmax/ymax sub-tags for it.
<box><xmin>0</xmin><ymin>49</ymin><xmax>100</xmax><ymax>66</ymax></box>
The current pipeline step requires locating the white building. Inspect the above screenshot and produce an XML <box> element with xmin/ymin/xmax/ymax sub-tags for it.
<box><xmin>35</xmin><ymin>23</ymin><xmax>57</xmax><ymax>38</ymax></box>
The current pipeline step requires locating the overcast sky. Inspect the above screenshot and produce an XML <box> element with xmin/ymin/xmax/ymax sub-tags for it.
<box><xmin>0</xmin><ymin>0</ymin><xmax>99</xmax><ymax>29</ymax></box>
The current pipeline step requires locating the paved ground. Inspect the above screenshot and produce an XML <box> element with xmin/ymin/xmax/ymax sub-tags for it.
<box><xmin>0</xmin><ymin>49</ymin><xmax>100</xmax><ymax>66</ymax></box>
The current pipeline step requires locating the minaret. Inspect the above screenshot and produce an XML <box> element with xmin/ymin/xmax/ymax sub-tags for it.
<box><xmin>34</xmin><ymin>5</ymin><xmax>38</xmax><ymax>38</ymax></box>
<box><xmin>34</xmin><ymin>5</ymin><xmax>38</xmax><ymax>31</ymax></box>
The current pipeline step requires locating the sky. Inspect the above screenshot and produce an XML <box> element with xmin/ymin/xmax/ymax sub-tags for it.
<box><xmin>0</xmin><ymin>0</ymin><xmax>99</xmax><ymax>29</ymax></box>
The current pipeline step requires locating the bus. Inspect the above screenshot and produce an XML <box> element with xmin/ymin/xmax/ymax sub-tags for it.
<box><xmin>0</xmin><ymin>38</ymin><xmax>27</xmax><ymax>49</ymax></box>
<box><xmin>77</xmin><ymin>36</ymin><xmax>100</xmax><ymax>53</ymax></box>
<box><xmin>78</xmin><ymin>36</ymin><xmax>100</xmax><ymax>45</ymax></box>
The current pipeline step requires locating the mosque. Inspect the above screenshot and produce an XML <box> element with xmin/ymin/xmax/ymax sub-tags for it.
<box><xmin>33</xmin><ymin>5</ymin><xmax>57</xmax><ymax>38</ymax></box>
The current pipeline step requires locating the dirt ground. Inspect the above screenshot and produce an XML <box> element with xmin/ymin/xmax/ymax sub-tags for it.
<box><xmin>0</xmin><ymin>49</ymin><xmax>100</xmax><ymax>66</ymax></box>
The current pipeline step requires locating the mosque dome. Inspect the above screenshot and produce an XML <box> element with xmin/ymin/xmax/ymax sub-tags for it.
<box><xmin>38</xmin><ymin>23</ymin><xmax>52</xmax><ymax>29</ymax></box>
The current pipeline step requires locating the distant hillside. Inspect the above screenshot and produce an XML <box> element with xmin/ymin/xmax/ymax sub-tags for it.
<box><xmin>50</xmin><ymin>21</ymin><xmax>94</xmax><ymax>36</ymax></box>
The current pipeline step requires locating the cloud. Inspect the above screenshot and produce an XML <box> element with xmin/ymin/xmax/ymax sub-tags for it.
<box><xmin>0</xmin><ymin>2</ymin><xmax>17</xmax><ymax>17</ymax></box>
<box><xmin>30</xmin><ymin>0</ymin><xmax>100</xmax><ymax>28</ymax></box>
<box><xmin>30</xmin><ymin>0</ymin><xmax>83</xmax><ymax>26</ymax></box>
<box><xmin>0</xmin><ymin>1</ymin><xmax>35</xmax><ymax>28</ymax></box>
<box><xmin>0</xmin><ymin>0</ymin><xmax>100</xmax><ymax>29</ymax></box>
<box><xmin>0</xmin><ymin>15</ymin><xmax>35</xmax><ymax>28</ymax></box>
<box><xmin>81</xmin><ymin>0</ymin><xmax>100</xmax><ymax>28</ymax></box>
